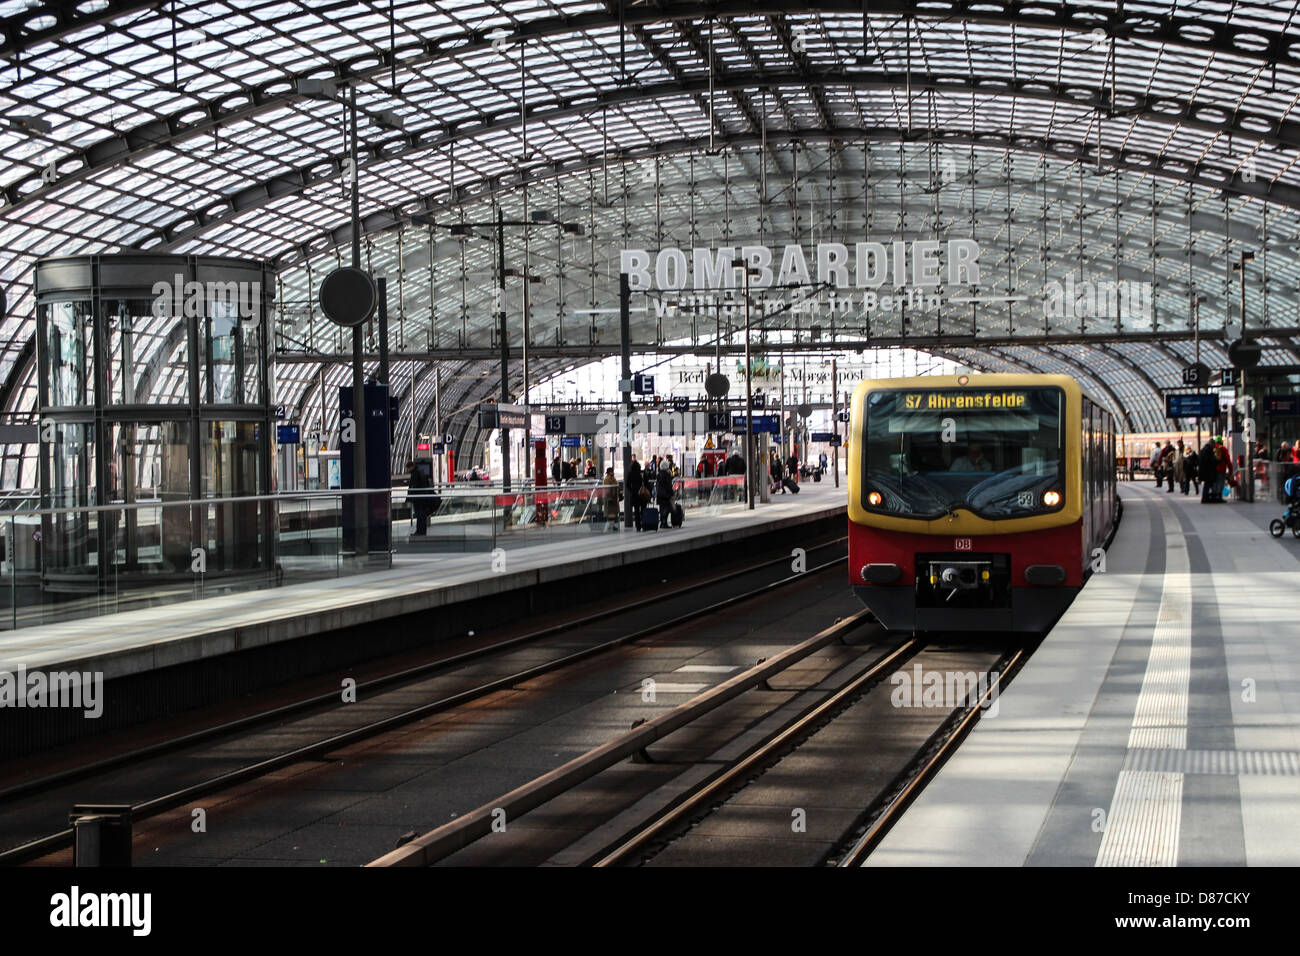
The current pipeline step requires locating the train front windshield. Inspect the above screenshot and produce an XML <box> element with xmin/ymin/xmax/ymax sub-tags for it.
<box><xmin>862</xmin><ymin>386</ymin><xmax>1065</xmax><ymax>519</ymax></box>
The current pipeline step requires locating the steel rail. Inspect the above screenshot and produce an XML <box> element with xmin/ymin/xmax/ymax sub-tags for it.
<box><xmin>591</xmin><ymin>636</ymin><xmax>919</xmax><ymax>867</ymax></box>
<box><xmin>0</xmin><ymin>545</ymin><xmax>847</xmax><ymax>865</ymax></box>
<box><xmin>832</xmin><ymin>646</ymin><xmax>1027</xmax><ymax>867</ymax></box>
<box><xmin>367</xmin><ymin>608</ymin><xmax>874</xmax><ymax>867</ymax></box>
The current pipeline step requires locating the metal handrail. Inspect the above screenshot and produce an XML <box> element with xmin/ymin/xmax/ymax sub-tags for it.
<box><xmin>0</xmin><ymin>475</ymin><xmax>748</xmax><ymax>521</ymax></box>
<box><xmin>0</xmin><ymin>487</ymin><xmax>391</xmax><ymax>520</ymax></box>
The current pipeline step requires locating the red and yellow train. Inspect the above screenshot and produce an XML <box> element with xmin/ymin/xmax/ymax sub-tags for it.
<box><xmin>847</xmin><ymin>373</ymin><xmax>1118</xmax><ymax>633</ymax></box>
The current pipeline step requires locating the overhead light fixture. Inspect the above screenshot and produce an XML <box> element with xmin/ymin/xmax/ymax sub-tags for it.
<box><xmin>8</xmin><ymin>115</ymin><xmax>52</xmax><ymax>134</ymax></box>
<box><xmin>448</xmin><ymin>223</ymin><xmax>472</xmax><ymax>237</ymax></box>
<box><xmin>295</xmin><ymin>78</ymin><xmax>340</xmax><ymax>99</ymax></box>
<box><xmin>530</xmin><ymin>209</ymin><xmax>553</xmax><ymax>223</ymax></box>
<box><xmin>374</xmin><ymin>108</ymin><xmax>405</xmax><ymax>131</ymax></box>
<box><xmin>561</xmin><ymin>222</ymin><xmax>584</xmax><ymax>237</ymax></box>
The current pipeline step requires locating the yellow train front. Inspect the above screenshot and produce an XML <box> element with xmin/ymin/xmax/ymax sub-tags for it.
<box><xmin>847</xmin><ymin>373</ymin><xmax>1117</xmax><ymax>633</ymax></box>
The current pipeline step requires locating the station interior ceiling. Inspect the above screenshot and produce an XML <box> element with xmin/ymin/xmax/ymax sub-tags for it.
<box><xmin>2</xmin><ymin>0</ymin><xmax>1299</xmax><ymax>471</ymax></box>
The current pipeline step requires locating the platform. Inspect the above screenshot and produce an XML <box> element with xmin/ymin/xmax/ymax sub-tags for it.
<box><xmin>868</xmin><ymin>480</ymin><xmax>1300</xmax><ymax>867</ymax></box>
<box><xmin>0</xmin><ymin>481</ymin><xmax>845</xmax><ymax>684</ymax></box>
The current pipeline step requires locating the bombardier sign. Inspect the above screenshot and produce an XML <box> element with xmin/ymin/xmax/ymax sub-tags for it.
<box><xmin>619</xmin><ymin>240</ymin><xmax>982</xmax><ymax>292</ymax></box>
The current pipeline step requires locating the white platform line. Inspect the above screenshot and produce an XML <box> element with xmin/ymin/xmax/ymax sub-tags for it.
<box><xmin>1096</xmin><ymin>491</ymin><xmax>1191</xmax><ymax>867</ymax></box>
<box><xmin>1125</xmin><ymin>748</ymin><xmax>1300</xmax><ymax>776</ymax></box>
<box><xmin>1126</xmin><ymin>566</ymin><xmax>1192</xmax><ymax>750</ymax></box>
<box><xmin>1096</xmin><ymin>770</ymin><xmax>1184</xmax><ymax>867</ymax></box>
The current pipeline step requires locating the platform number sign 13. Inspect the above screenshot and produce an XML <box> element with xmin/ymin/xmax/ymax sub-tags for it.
<box><xmin>954</xmin><ymin>538</ymin><xmax>973</xmax><ymax>551</ymax></box>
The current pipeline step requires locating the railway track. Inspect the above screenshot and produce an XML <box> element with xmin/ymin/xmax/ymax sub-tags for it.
<box><xmin>0</xmin><ymin>533</ymin><xmax>849</xmax><ymax>866</ymax></box>
<box><xmin>369</xmin><ymin>629</ymin><xmax>1028</xmax><ymax>868</ymax></box>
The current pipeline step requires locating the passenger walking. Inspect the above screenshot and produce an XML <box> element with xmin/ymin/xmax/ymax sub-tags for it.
<box><xmin>1183</xmin><ymin>445</ymin><xmax>1199</xmax><ymax>496</ymax></box>
<box><xmin>1198</xmin><ymin>439</ymin><xmax>1218</xmax><ymax>502</ymax></box>
<box><xmin>406</xmin><ymin>460</ymin><xmax>432</xmax><ymax>535</ymax></box>
<box><xmin>584</xmin><ymin>458</ymin><xmax>597</xmax><ymax>479</ymax></box>
<box><xmin>655</xmin><ymin>460</ymin><xmax>674</xmax><ymax>528</ymax></box>
<box><xmin>601</xmin><ymin>467</ymin><xmax>621</xmax><ymax>531</ymax></box>
<box><xmin>1160</xmin><ymin>442</ymin><xmax>1176</xmax><ymax>491</ymax></box>
<box><xmin>1168</xmin><ymin>442</ymin><xmax>1181</xmax><ymax>493</ymax></box>
<box><xmin>550</xmin><ymin>454</ymin><xmax>562</xmax><ymax>485</ymax></box>
<box><xmin>1208</xmin><ymin>437</ymin><xmax>1232</xmax><ymax>502</ymax></box>
<box><xmin>769</xmin><ymin>453</ymin><xmax>785</xmax><ymax>493</ymax></box>
<box><xmin>626</xmin><ymin>456</ymin><xmax>645</xmax><ymax>529</ymax></box>
<box><xmin>725</xmin><ymin>450</ymin><xmax>746</xmax><ymax>475</ymax></box>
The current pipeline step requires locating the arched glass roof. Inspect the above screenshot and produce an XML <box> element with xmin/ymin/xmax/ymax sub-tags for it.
<box><xmin>1</xmin><ymin>0</ymin><xmax>1299</xmax><ymax>468</ymax></box>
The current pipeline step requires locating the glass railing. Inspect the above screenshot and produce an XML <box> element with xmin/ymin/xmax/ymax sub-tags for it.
<box><xmin>0</xmin><ymin>476</ymin><xmax>754</xmax><ymax>630</ymax></box>
<box><xmin>0</xmin><ymin>489</ymin><xmax>392</xmax><ymax>631</ymax></box>
<box><xmin>394</xmin><ymin>475</ymin><xmax>749</xmax><ymax>551</ymax></box>
<box><xmin>1258</xmin><ymin>460</ymin><xmax>1300</xmax><ymax>502</ymax></box>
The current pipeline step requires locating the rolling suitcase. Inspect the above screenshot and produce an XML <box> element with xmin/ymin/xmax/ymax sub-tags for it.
<box><xmin>641</xmin><ymin>505</ymin><xmax>660</xmax><ymax>531</ymax></box>
<box><xmin>782</xmin><ymin>477</ymin><xmax>800</xmax><ymax>494</ymax></box>
<box><xmin>671</xmin><ymin>503</ymin><xmax>684</xmax><ymax>527</ymax></box>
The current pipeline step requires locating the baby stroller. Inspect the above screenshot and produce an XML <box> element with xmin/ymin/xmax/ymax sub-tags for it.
<box><xmin>1269</xmin><ymin>475</ymin><xmax>1300</xmax><ymax>538</ymax></box>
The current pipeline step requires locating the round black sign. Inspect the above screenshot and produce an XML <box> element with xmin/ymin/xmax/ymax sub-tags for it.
<box><xmin>1183</xmin><ymin>362</ymin><xmax>1211</xmax><ymax>387</ymax></box>
<box><xmin>704</xmin><ymin>373</ymin><xmax>730</xmax><ymax>398</ymax></box>
<box><xmin>1228</xmin><ymin>338</ymin><xmax>1261</xmax><ymax>370</ymax></box>
<box><xmin>319</xmin><ymin>266</ymin><xmax>377</xmax><ymax>328</ymax></box>
<box><xmin>797</xmin><ymin>403</ymin><xmax>813</xmax><ymax>418</ymax></box>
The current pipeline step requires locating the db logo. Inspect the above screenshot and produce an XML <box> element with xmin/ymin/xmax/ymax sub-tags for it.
<box><xmin>954</xmin><ymin>537</ymin><xmax>972</xmax><ymax>551</ymax></box>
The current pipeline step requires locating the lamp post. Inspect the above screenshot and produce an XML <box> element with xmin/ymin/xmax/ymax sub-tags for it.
<box><xmin>730</xmin><ymin>257</ymin><xmax>758</xmax><ymax>510</ymax></box>
<box><xmin>298</xmin><ymin>76</ymin><xmax>408</xmax><ymax>558</ymax></box>
<box><xmin>1192</xmin><ymin>292</ymin><xmax>1206</xmax><ymax>453</ymax></box>
<box><xmin>413</xmin><ymin>211</ymin><xmax>582</xmax><ymax>492</ymax></box>
<box><xmin>1238</xmin><ymin>251</ymin><xmax>1256</xmax><ymax>502</ymax></box>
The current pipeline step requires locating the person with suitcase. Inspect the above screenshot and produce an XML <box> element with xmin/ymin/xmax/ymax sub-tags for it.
<box><xmin>769</xmin><ymin>453</ymin><xmax>785</xmax><ymax>494</ymax></box>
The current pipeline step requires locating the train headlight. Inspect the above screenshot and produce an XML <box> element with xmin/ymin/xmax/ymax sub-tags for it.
<box><xmin>1043</xmin><ymin>489</ymin><xmax>1062</xmax><ymax>507</ymax></box>
<box><xmin>867</xmin><ymin>491</ymin><xmax>883</xmax><ymax>506</ymax></box>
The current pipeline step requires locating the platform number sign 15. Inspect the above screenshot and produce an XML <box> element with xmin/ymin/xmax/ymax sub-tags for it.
<box><xmin>954</xmin><ymin>538</ymin><xmax>973</xmax><ymax>551</ymax></box>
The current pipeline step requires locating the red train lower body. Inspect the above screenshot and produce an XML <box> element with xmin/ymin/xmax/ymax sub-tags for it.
<box><xmin>848</xmin><ymin>519</ymin><xmax>1088</xmax><ymax>633</ymax></box>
